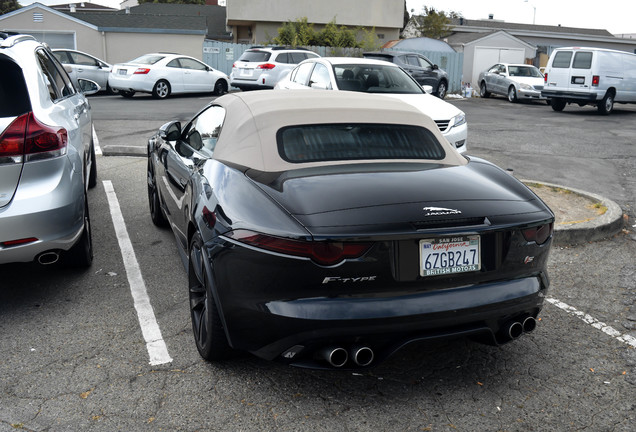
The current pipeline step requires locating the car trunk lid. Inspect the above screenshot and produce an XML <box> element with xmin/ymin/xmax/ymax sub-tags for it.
<box><xmin>246</xmin><ymin>160</ymin><xmax>550</xmax><ymax>237</ymax></box>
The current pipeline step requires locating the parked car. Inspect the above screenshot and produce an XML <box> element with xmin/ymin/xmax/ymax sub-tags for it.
<box><xmin>478</xmin><ymin>63</ymin><xmax>547</xmax><ymax>103</ymax></box>
<box><xmin>363</xmin><ymin>51</ymin><xmax>449</xmax><ymax>99</ymax></box>
<box><xmin>542</xmin><ymin>47</ymin><xmax>636</xmax><ymax>114</ymax></box>
<box><xmin>0</xmin><ymin>34</ymin><xmax>99</xmax><ymax>267</ymax></box>
<box><xmin>274</xmin><ymin>57</ymin><xmax>467</xmax><ymax>153</ymax></box>
<box><xmin>147</xmin><ymin>90</ymin><xmax>554</xmax><ymax>369</ymax></box>
<box><xmin>230</xmin><ymin>46</ymin><xmax>320</xmax><ymax>91</ymax></box>
<box><xmin>108</xmin><ymin>53</ymin><xmax>229</xmax><ymax>99</ymax></box>
<box><xmin>52</xmin><ymin>49</ymin><xmax>115</xmax><ymax>94</ymax></box>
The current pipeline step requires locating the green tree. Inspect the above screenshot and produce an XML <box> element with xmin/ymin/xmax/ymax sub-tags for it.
<box><xmin>273</xmin><ymin>17</ymin><xmax>317</xmax><ymax>46</ymax></box>
<box><xmin>1</xmin><ymin>0</ymin><xmax>21</xmax><ymax>15</ymax></box>
<box><xmin>416</xmin><ymin>6</ymin><xmax>460</xmax><ymax>39</ymax></box>
<box><xmin>137</xmin><ymin>0</ymin><xmax>205</xmax><ymax>4</ymax></box>
<box><xmin>272</xmin><ymin>17</ymin><xmax>377</xmax><ymax>50</ymax></box>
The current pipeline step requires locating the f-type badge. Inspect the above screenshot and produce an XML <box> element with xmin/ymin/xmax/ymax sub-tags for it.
<box><xmin>422</xmin><ymin>207</ymin><xmax>462</xmax><ymax>216</ymax></box>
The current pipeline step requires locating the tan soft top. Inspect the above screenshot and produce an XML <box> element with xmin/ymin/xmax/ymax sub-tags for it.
<box><xmin>212</xmin><ymin>90</ymin><xmax>466</xmax><ymax>172</ymax></box>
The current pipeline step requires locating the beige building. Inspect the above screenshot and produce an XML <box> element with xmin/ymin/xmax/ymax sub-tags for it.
<box><xmin>226</xmin><ymin>0</ymin><xmax>404</xmax><ymax>44</ymax></box>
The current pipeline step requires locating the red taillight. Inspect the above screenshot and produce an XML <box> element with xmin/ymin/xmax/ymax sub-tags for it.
<box><xmin>0</xmin><ymin>112</ymin><xmax>67</xmax><ymax>162</ymax></box>
<box><xmin>202</xmin><ymin>206</ymin><xmax>217</xmax><ymax>228</ymax></box>
<box><xmin>257</xmin><ymin>63</ymin><xmax>276</xmax><ymax>70</ymax></box>
<box><xmin>592</xmin><ymin>75</ymin><xmax>600</xmax><ymax>86</ymax></box>
<box><xmin>232</xmin><ymin>62</ymin><xmax>236</xmax><ymax>68</ymax></box>
<box><xmin>544</xmin><ymin>72</ymin><xmax>547</xmax><ymax>83</ymax></box>
<box><xmin>134</xmin><ymin>68</ymin><xmax>150</xmax><ymax>74</ymax></box>
<box><xmin>229</xmin><ymin>230</ymin><xmax>371</xmax><ymax>266</ymax></box>
<box><xmin>522</xmin><ymin>223</ymin><xmax>553</xmax><ymax>245</ymax></box>
<box><xmin>0</xmin><ymin>113</ymin><xmax>28</xmax><ymax>159</ymax></box>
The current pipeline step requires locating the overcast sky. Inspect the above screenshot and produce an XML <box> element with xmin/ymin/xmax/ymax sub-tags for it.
<box><xmin>406</xmin><ymin>0</ymin><xmax>635</xmax><ymax>36</ymax></box>
<box><xmin>17</xmin><ymin>0</ymin><xmax>635</xmax><ymax>37</ymax></box>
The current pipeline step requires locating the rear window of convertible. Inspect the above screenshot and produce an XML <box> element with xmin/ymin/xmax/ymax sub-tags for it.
<box><xmin>277</xmin><ymin>123</ymin><xmax>445</xmax><ymax>163</ymax></box>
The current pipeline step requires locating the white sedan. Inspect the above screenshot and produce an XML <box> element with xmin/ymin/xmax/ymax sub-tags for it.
<box><xmin>109</xmin><ymin>53</ymin><xmax>230</xmax><ymax>99</ymax></box>
<box><xmin>274</xmin><ymin>57</ymin><xmax>467</xmax><ymax>153</ymax></box>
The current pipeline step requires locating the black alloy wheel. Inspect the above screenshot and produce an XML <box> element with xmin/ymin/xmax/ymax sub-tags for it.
<box><xmin>147</xmin><ymin>160</ymin><xmax>168</xmax><ymax>227</ymax></box>
<box><xmin>213</xmin><ymin>79</ymin><xmax>227</xmax><ymax>95</ymax></box>
<box><xmin>188</xmin><ymin>233</ymin><xmax>232</xmax><ymax>361</ymax></box>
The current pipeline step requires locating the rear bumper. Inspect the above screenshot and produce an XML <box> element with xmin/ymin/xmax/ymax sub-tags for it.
<box><xmin>207</xmin><ymin>237</ymin><xmax>549</xmax><ymax>367</ymax></box>
<box><xmin>541</xmin><ymin>89</ymin><xmax>599</xmax><ymax>102</ymax></box>
<box><xmin>108</xmin><ymin>74</ymin><xmax>154</xmax><ymax>93</ymax></box>
<box><xmin>0</xmin><ymin>157</ymin><xmax>84</xmax><ymax>264</ymax></box>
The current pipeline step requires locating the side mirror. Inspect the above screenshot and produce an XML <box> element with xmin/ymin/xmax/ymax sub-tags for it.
<box><xmin>432</xmin><ymin>64</ymin><xmax>439</xmax><ymax>70</ymax></box>
<box><xmin>77</xmin><ymin>78</ymin><xmax>100</xmax><ymax>95</ymax></box>
<box><xmin>422</xmin><ymin>85</ymin><xmax>433</xmax><ymax>94</ymax></box>
<box><xmin>159</xmin><ymin>121</ymin><xmax>182</xmax><ymax>141</ymax></box>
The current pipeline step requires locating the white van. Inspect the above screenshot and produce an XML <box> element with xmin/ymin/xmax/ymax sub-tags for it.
<box><xmin>541</xmin><ymin>47</ymin><xmax>636</xmax><ymax>114</ymax></box>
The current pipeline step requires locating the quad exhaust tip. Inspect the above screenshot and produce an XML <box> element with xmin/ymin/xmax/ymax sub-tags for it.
<box><xmin>351</xmin><ymin>346</ymin><xmax>374</xmax><ymax>367</ymax></box>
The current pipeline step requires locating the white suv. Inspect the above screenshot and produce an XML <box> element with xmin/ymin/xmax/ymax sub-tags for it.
<box><xmin>0</xmin><ymin>34</ymin><xmax>99</xmax><ymax>267</ymax></box>
<box><xmin>230</xmin><ymin>47</ymin><xmax>320</xmax><ymax>91</ymax></box>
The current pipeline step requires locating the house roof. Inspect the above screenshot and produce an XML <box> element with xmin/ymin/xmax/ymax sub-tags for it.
<box><xmin>51</xmin><ymin>2</ymin><xmax>117</xmax><ymax>12</ymax></box>
<box><xmin>64</xmin><ymin>11</ymin><xmax>207</xmax><ymax>34</ymax></box>
<box><xmin>449</xmin><ymin>17</ymin><xmax>614</xmax><ymax>38</ymax></box>
<box><xmin>445</xmin><ymin>30</ymin><xmax>536</xmax><ymax>49</ymax></box>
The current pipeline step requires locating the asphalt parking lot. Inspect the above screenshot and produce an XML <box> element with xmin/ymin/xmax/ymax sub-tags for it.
<box><xmin>1</xmin><ymin>92</ymin><xmax>635</xmax><ymax>431</ymax></box>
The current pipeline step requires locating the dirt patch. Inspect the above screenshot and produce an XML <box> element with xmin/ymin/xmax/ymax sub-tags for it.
<box><xmin>525</xmin><ymin>182</ymin><xmax>607</xmax><ymax>226</ymax></box>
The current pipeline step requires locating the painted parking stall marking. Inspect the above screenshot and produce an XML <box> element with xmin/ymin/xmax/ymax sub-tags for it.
<box><xmin>548</xmin><ymin>297</ymin><xmax>636</xmax><ymax>348</ymax></box>
<box><xmin>103</xmin><ymin>180</ymin><xmax>173</xmax><ymax>365</ymax></box>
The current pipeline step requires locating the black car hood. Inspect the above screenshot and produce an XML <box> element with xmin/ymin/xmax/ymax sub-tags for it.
<box><xmin>245</xmin><ymin>160</ymin><xmax>552</xmax><ymax>236</ymax></box>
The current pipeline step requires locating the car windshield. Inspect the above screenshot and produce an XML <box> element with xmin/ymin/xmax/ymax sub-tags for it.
<box><xmin>508</xmin><ymin>66</ymin><xmax>542</xmax><ymax>77</ymax></box>
<box><xmin>129</xmin><ymin>54</ymin><xmax>165</xmax><ymax>65</ymax></box>
<box><xmin>333</xmin><ymin>64</ymin><xmax>424</xmax><ymax>94</ymax></box>
<box><xmin>277</xmin><ymin>123</ymin><xmax>444</xmax><ymax>163</ymax></box>
<box><xmin>238</xmin><ymin>51</ymin><xmax>271</xmax><ymax>62</ymax></box>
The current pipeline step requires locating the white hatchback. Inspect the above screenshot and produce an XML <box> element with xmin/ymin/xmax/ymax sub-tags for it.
<box><xmin>109</xmin><ymin>53</ymin><xmax>230</xmax><ymax>99</ymax></box>
<box><xmin>275</xmin><ymin>57</ymin><xmax>467</xmax><ymax>153</ymax></box>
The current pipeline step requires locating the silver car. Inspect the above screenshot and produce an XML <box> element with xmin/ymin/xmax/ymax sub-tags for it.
<box><xmin>52</xmin><ymin>49</ymin><xmax>114</xmax><ymax>94</ymax></box>
<box><xmin>478</xmin><ymin>63</ymin><xmax>547</xmax><ymax>103</ymax></box>
<box><xmin>1</xmin><ymin>34</ymin><xmax>98</xmax><ymax>267</ymax></box>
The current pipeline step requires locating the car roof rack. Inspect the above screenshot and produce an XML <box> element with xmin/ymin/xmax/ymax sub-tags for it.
<box><xmin>0</xmin><ymin>33</ymin><xmax>36</xmax><ymax>48</ymax></box>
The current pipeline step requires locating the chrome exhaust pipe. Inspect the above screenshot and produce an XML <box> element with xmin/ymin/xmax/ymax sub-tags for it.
<box><xmin>351</xmin><ymin>346</ymin><xmax>374</xmax><ymax>367</ymax></box>
<box><xmin>503</xmin><ymin>321</ymin><xmax>524</xmax><ymax>340</ymax></box>
<box><xmin>320</xmin><ymin>347</ymin><xmax>348</xmax><ymax>368</ymax></box>
<box><xmin>37</xmin><ymin>251</ymin><xmax>60</xmax><ymax>265</ymax></box>
<box><xmin>522</xmin><ymin>317</ymin><xmax>537</xmax><ymax>333</ymax></box>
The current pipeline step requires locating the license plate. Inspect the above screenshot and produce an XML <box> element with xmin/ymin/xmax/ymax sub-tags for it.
<box><xmin>420</xmin><ymin>235</ymin><xmax>480</xmax><ymax>277</ymax></box>
<box><xmin>118</xmin><ymin>69</ymin><xmax>127</xmax><ymax>75</ymax></box>
<box><xmin>240</xmin><ymin>68</ymin><xmax>253</xmax><ymax>77</ymax></box>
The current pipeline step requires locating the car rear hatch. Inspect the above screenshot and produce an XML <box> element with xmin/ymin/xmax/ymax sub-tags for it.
<box><xmin>247</xmin><ymin>160</ymin><xmax>550</xmax><ymax>238</ymax></box>
<box><xmin>546</xmin><ymin>49</ymin><xmax>594</xmax><ymax>92</ymax></box>
<box><xmin>232</xmin><ymin>50</ymin><xmax>271</xmax><ymax>82</ymax></box>
<box><xmin>0</xmin><ymin>54</ymin><xmax>32</xmax><ymax>208</ymax></box>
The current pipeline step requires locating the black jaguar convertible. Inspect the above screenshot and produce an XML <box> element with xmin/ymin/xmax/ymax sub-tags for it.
<box><xmin>147</xmin><ymin>90</ymin><xmax>554</xmax><ymax>369</ymax></box>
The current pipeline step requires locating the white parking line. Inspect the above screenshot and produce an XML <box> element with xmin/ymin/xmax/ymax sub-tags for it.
<box><xmin>547</xmin><ymin>297</ymin><xmax>636</xmax><ymax>348</ymax></box>
<box><xmin>103</xmin><ymin>180</ymin><xmax>173</xmax><ymax>366</ymax></box>
<box><xmin>93</xmin><ymin>125</ymin><xmax>102</xmax><ymax>155</ymax></box>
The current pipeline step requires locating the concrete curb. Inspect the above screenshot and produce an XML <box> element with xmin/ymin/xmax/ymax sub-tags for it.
<box><xmin>523</xmin><ymin>180</ymin><xmax>624</xmax><ymax>246</ymax></box>
<box><xmin>102</xmin><ymin>145</ymin><xmax>147</xmax><ymax>157</ymax></box>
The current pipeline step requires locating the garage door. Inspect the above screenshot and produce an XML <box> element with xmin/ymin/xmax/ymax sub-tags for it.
<box><xmin>472</xmin><ymin>47</ymin><xmax>525</xmax><ymax>86</ymax></box>
<box><xmin>21</xmin><ymin>31</ymin><xmax>75</xmax><ymax>49</ymax></box>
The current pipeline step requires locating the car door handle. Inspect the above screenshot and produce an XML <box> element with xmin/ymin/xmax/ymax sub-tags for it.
<box><xmin>77</xmin><ymin>68</ymin><xmax>84</xmax><ymax>72</ymax></box>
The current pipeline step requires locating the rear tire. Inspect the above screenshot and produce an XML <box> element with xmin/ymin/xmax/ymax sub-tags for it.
<box><xmin>480</xmin><ymin>82</ymin><xmax>490</xmax><ymax>98</ymax></box>
<box><xmin>65</xmin><ymin>194</ymin><xmax>93</xmax><ymax>267</ymax></box>
<box><xmin>152</xmin><ymin>80</ymin><xmax>171</xmax><ymax>99</ymax></box>
<box><xmin>188</xmin><ymin>232</ymin><xmax>233</xmax><ymax>361</ymax></box>
<box><xmin>88</xmin><ymin>142</ymin><xmax>97</xmax><ymax>189</ymax></box>
<box><xmin>213</xmin><ymin>80</ymin><xmax>227</xmax><ymax>96</ymax></box>
<box><xmin>435</xmin><ymin>81</ymin><xmax>447</xmax><ymax>99</ymax></box>
<box><xmin>551</xmin><ymin>98</ymin><xmax>566</xmax><ymax>111</ymax></box>
<box><xmin>598</xmin><ymin>91</ymin><xmax>614</xmax><ymax>115</ymax></box>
